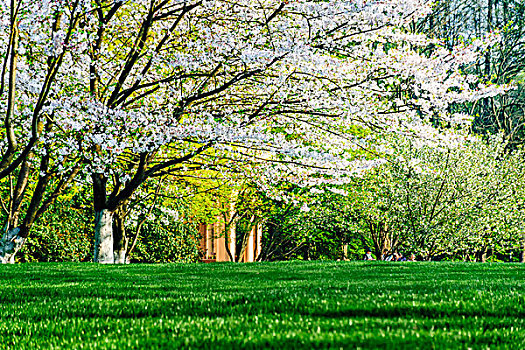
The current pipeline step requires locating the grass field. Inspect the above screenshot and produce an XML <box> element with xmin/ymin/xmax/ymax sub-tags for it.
<box><xmin>0</xmin><ymin>261</ymin><xmax>524</xmax><ymax>349</ymax></box>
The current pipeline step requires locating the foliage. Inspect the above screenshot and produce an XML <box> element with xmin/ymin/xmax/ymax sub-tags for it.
<box><xmin>132</xmin><ymin>214</ymin><xmax>200</xmax><ymax>263</ymax></box>
<box><xmin>302</xmin><ymin>135</ymin><xmax>525</xmax><ymax>261</ymax></box>
<box><xmin>218</xmin><ymin>182</ymin><xmax>364</xmax><ymax>262</ymax></box>
<box><xmin>18</xmin><ymin>198</ymin><xmax>93</xmax><ymax>263</ymax></box>
<box><xmin>0</xmin><ymin>261</ymin><xmax>524</xmax><ymax>349</ymax></box>
<box><xmin>259</xmin><ymin>195</ymin><xmax>362</xmax><ymax>261</ymax></box>
<box><xmin>12</xmin><ymin>184</ymin><xmax>201</xmax><ymax>263</ymax></box>
<box><xmin>252</xmin><ymin>134</ymin><xmax>525</xmax><ymax>262</ymax></box>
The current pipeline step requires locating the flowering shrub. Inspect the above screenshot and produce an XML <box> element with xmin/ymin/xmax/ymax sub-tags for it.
<box><xmin>296</xmin><ymin>135</ymin><xmax>525</xmax><ymax>261</ymax></box>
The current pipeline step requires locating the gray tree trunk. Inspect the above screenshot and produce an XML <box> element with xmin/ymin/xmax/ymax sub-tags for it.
<box><xmin>94</xmin><ymin>209</ymin><xmax>114</xmax><ymax>263</ymax></box>
<box><xmin>112</xmin><ymin>210</ymin><xmax>129</xmax><ymax>264</ymax></box>
<box><xmin>113</xmin><ymin>227</ymin><xmax>128</xmax><ymax>264</ymax></box>
<box><xmin>114</xmin><ymin>248</ymin><xmax>127</xmax><ymax>264</ymax></box>
<box><xmin>0</xmin><ymin>227</ymin><xmax>25</xmax><ymax>264</ymax></box>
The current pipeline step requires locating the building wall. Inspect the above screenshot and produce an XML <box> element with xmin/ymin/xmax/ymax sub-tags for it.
<box><xmin>199</xmin><ymin>221</ymin><xmax>260</xmax><ymax>262</ymax></box>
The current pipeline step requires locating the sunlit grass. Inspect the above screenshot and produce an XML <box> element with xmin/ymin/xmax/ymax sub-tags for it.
<box><xmin>0</xmin><ymin>261</ymin><xmax>524</xmax><ymax>349</ymax></box>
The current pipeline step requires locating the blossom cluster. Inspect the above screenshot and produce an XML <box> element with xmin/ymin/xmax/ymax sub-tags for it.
<box><xmin>0</xmin><ymin>0</ymin><xmax>510</xmax><ymax>194</ymax></box>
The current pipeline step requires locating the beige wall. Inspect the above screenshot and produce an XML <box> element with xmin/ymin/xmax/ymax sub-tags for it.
<box><xmin>200</xmin><ymin>220</ymin><xmax>260</xmax><ymax>262</ymax></box>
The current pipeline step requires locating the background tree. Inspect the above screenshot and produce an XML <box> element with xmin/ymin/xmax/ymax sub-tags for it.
<box><xmin>300</xmin><ymin>135</ymin><xmax>525</xmax><ymax>261</ymax></box>
<box><xmin>422</xmin><ymin>0</ymin><xmax>525</xmax><ymax>146</ymax></box>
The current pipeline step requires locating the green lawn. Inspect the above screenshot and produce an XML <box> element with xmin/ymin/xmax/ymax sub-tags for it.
<box><xmin>0</xmin><ymin>261</ymin><xmax>524</xmax><ymax>349</ymax></box>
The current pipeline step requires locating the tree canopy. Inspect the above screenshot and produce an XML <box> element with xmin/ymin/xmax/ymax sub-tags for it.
<box><xmin>0</xmin><ymin>0</ymin><xmax>516</xmax><ymax>263</ymax></box>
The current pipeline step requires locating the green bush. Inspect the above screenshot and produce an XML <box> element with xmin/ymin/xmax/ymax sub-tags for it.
<box><xmin>18</xmin><ymin>197</ymin><xmax>200</xmax><ymax>263</ymax></box>
<box><xmin>131</xmin><ymin>221</ymin><xmax>200</xmax><ymax>263</ymax></box>
<box><xmin>19</xmin><ymin>200</ymin><xmax>93</xmax><ymax>262</ymax></box>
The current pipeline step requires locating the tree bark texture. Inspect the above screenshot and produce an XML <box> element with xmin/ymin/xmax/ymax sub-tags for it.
<box><xmin>94</xmin><ymin>209</ymin><xmax>114</xmax><ymax>263</ymax></box>
<box><xmin>113</xmin><ymin>211</ymin><xmax>128</xmax><ymax>264</ymax></box>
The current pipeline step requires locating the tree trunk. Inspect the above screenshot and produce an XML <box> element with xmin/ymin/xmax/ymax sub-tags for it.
<box><xmin>94</xmin><ymin>209</ymin><xmax>114</xmax><ymax>263</ymax></box>
<box><xmin>477</xmin><ymin>248</ymin><xmax>488</xmax><ymax>263</ymax></box>
<box><xmin>480</xmin><ymin>253</ymin><xmax>487</xmax><ymax>263</ymax></box>
<box><xmin>113</xmin><ymin>246</ymin><xmax>127</xmax><ymax>264</ymax></box>
<box><xmin>113</xmin><ymin>212</ymin><xmax>128</xmax><ymax>264</ymax></box>
<box><xmin>1</xmin><ymin>157</ymin><xmax>31</xmax><ymax>264</ymax></box>
<box><xmin>0</xmin><ymin>227</ymin><xmax>25</xmax><ymax>264</ymax></box>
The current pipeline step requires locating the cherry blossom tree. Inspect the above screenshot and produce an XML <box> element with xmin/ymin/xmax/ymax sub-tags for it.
<box><xmin>353</xmin><ymin>134</ymin><xmax>525</xmax><ymax>261</ymax></box>
<box><xmin>0</xmin><ymin>0</ymin><xmax>509</xmax><ymax>263</ymax></box>
<box><xmin>0</xmin><ymin>0</ymin><xmax>84</xmax><ymax>262</ymax></box>
<box><xmin>265</xmin><ymin>134</ymin><xmax>525</xmax><ymax>262</ymax></box>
